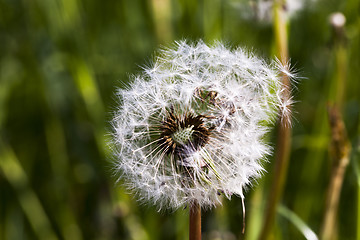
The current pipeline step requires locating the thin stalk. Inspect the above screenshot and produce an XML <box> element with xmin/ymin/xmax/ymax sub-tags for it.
<box><xmin>150</xmin><ymin>0</ymin><xmax>172</xmax><ymax>43</ymax></box>
<box><xmin>357</xmin><ymin>133</ymin><xmax>360</xmax><ymax>240</ymax></box>
<box><xmin>259</xmin><ymin>0</ymin><xmax>291</xmax><ymax>239</ymax></box>
<box><xmin>320</xmin><ymin>13</ymin><xmax>351</xmax><ymax>240</ymax></box>
<box><xmin>189</xmin><ymin>202</ymin><xmax>201</xmax><ymax>240</ymax></box>
<box><xmin>320</xmin><ymin>106</ymin><xmax>351</xmax><ymax>240</ymax></box>
<box><xmin>0</xmin><ymin>141</ymin><xmax>58</xmax><ymax>240</ymax></box>
<box><xmin>358</xmin><ymin>181</ymin><xmax>360</xmax><ymax>240</ymax></box>
<box><xmin>278</xmin><ymin>205</ymin><xmax>318</xmax><ymax>240</ymax></box>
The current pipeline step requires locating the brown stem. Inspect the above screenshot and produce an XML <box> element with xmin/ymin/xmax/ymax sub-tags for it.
<box><xmin>320</xmin><ymin>14</ymin><xmax>350</xmax><ymax>240</ymax></box>
<box><xmin>320</xmin><ymin>106</ymin><xmax>351</xmax><ymax>240</ymax></box>
<box><xmin>189</xmin><ymin>202</ymin><xmax>201</xmax><ymax>240</ymax></box>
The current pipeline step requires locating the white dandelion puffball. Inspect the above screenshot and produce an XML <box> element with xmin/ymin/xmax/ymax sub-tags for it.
<box><xmin>112</xmin><ymin>41</ymin><xmax>293</xmax><ymax>210</ymax></box>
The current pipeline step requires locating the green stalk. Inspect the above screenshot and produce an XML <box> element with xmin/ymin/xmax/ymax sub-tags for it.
<box><xmin>357</xmin><ymin>126</ymin><xmax>360</xmax><ymax>240</ymax></box>
<box><xmin>189</xmin><ymin>202</ymin><xmax>201</xmax><ymax>240</ymax></box>
<box><xmin>358</xmin><ymin>176</ymin><xmax>360</xmax><ymax>240</ymax></box>
<box><xmin>278</xmin><ymin>205</ymin><xmax>318</xmax><ymax>240</ymax></box>
<box><xmin>150</xmin><ymin>0</ymin><xmax>172</xmax><ymax>43</ymax></box>
<box><xmin>259</xmin><ymin>0</ymin><xmax>291</xmax><ymax>239</ymax></box>
<box><xmin>0</xmin><ymin>141</ymin><xmax>58</xmax><ymax>240</ymax></box>
<box><xmin>320</xmin><ymin>13</ymin><xmax>351</xmax><ymax>240</ymax></box>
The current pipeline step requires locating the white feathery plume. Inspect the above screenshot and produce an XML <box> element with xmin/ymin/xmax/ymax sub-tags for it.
<box><xmin>111</xmin><ymin>40</ymin><xmax>295</xmax><ymax>210</ymax></box>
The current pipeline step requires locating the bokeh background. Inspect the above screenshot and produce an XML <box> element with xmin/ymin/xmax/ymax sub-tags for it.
<box><xmin>0</xmin><ymin>0</ymin><xmax>359</xmax><ymax>239</ymax></box>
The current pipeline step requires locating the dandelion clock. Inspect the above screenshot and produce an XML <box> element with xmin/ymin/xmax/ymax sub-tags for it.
<box><xmin>111</xmin><ymin>41</ymin><xmax>293</xmax><ymax>239</ymax></box>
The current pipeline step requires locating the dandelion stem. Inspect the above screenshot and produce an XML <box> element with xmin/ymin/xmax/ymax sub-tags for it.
<box><xmin>259</xmin><ymin>0</ymin><xmax>291</xmax><ymax>239</ymax></box>
<box><xmin>189</xmin><ymin>202</ymin><xmax>201</xmax><ymax>240</ymax></box>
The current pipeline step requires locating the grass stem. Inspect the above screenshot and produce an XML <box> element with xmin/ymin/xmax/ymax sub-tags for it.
<box><xmin>320</xmin><ymin>13</ymin><xmax>351</xmax><ymax>240</ymax></box>
<box><xmin>320</xmin><ymin>106</ymin><xmax>351</xmax><ymax>240</ymax></box>
<box><xmin>259</xmin><ymin>0</ymin><xmax>291</xmax><ymax>239</ymax></box>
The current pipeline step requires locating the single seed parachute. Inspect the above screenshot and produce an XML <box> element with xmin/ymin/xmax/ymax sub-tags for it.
<box><xmin>111</xmin><ymin>40</ymin><xmax>294</xmax><ymax>210</ymax></box>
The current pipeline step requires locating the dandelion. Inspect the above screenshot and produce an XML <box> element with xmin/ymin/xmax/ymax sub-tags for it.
<box><xmin>111</xmin><ymin>40</ymin><xmax>293</xmax><ymax>212</ymax></box>
<box><xmin>234</xmin><ymin>0</ymin><xmax>316</xmax><ymax>22</ymax></box>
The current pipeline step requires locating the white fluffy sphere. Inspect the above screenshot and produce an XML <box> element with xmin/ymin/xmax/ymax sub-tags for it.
<box><xmin>112</xmin><ymin>41</ymin><xmax>293</xmax><ymax>210</ymax></box>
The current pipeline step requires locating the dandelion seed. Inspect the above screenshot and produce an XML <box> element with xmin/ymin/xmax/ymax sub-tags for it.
<box><xmin>111</xmin><ymin>40</ymin><xmax>294</xmax><ymax>210</ymax></box>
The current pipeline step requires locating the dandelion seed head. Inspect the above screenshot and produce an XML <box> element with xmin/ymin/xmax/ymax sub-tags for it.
<box><xmin>111</xmin><ymin>40</ymin><xmax>295</xmax><ymax>210</ymax></box>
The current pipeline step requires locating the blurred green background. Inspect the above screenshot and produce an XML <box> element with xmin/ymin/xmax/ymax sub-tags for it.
<box><xmin>0</xmin><ymin>0</ymin><xmax>359</xmax><ymax>239</ymax></box>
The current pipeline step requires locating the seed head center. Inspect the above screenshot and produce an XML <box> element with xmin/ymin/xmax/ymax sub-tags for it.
<box><xmin>172</xmin><ymin>125</ymin><xmax>194</xmax><ymax>144</ymax></box>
